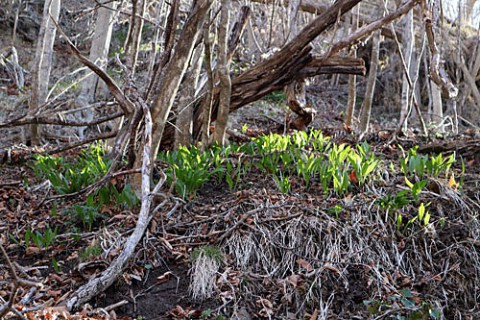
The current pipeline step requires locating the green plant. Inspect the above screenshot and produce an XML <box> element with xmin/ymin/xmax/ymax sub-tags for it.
<box><xmin>225</xmin><ymin>156</ymin><xmax>248</xmax><ymax>191</ymax></box>
<box><xmin>296</xmin><ymin>152</ymin><xmax>320</xmax><ymax>189</ymax></box>
<box><xmin>291</xmin><ymin>130</ymin><xmax>309</xmax><ymax>149</ymax></box>
<box><xmin>404</xmin><ymin>202</ymin><xmax>431</xmax><ymax>229</ymax></box>
<box><xmin>32</xmin><ymin>142</ymin><xmax>111</xmax><ymax>194</ymax></box>
<box><xmin>364</xmin><ymin>289</ymin><xmax>441</xmax><ymax>319</ymax></box>
<box><xmin>348</xmin><ymin>142</ymin><xmax>380</xmax><ymax>186</ymax></box>
<box><xmin>97</xmin><ymin>184</ymin><xmax>139</xmax><ymax>209</ymax></box>
<box><xmin>191</xmin><ymin>245</ymin><xmax>224</xmax><ymax>263</ymax></box>
<box><xmin>399</xmin><ymin>146</ymin><xmax>456</xmax><ymax>179</ymax></box>
<box><xmin>160</xmin><ymin>146</ymin><xmax>220</xmax><ymax>199</ymax></box>
<box><xmin>65</xmin><ymin>194</ymin><xmax>107</xmax><ymax>231</ymax></box>
<box><xmin>327</xmin><ymin>204</ymin><xmax>343</xmax><ymax>219</ymax></box>
<box><xmin>377</xmin><ymin>190</ymin><xmax>411</xmax><ymax>213</ymax></box>
<box><xmin>80</xmin><ymin>244</ymin><xmax>103</xmax><ymax>261</ymax></box>
<box><xmin>273</xmin><ymin>172</ymin><xmax>291</xmax><ymax>194</ymax></box>
<box><xmin>327</xmin><ymin>144</ymin><xmax>352</xmax><ymax>196</ymax></box>
<box><xmin>309</xmin><ymin>130</ymin><xmax>330</xmax><ymax>152</ymax></box>
<box><xmin>425</xmin><ymin>152</ymin><xmax>455</xmax><ymax>177</ymax></box>
<box><xmin>25</xmin><ymin>225</ymin><xmax>58</xmax><ymax>249</ymax></box>
<box><xmin>405</xmin><ymin>178</ymin><xmax>427</xmax><ymax>202</ymax></box>
<box><xmin>51</xmin><ymin>257</ymin><xmax>61</xmax><ymax>273</ymax></box>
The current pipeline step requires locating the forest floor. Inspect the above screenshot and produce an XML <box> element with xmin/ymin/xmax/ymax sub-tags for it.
<box><xmin>2</xmin><ymin>97</ymin><xmax>480</xmax><ymax>319</ymax></box>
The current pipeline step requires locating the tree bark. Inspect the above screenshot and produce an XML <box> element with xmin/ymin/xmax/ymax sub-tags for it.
<box><xmin>213</xmin><ymin>0</ymin><xmax>232</xmax><ymax>145</ymax></box>
<box><xmin>75</xmin><ymin>1</ymin><xmax>118</xmax><ymax>139</ymax></box>
<box><xmin>399</xmin><ymin>9</ymin><xmax>414</xmax><ymax>132</ymax></box>
<box><xmin>125</xmin><ymin>0</ymin><xmax>146</xmax><ymax>75</ymax></box>
<box><xmin>174</xmin><ymin>45</ymin><xmax>204</xmax><ymax>149</ymax></box>
<box><xmin>29</xmin><ymin>0</ymin><xmax>61</xmax><ymax>145</ymax></box>
<box><xmin>359</xmin><ymin>30</ymin><xmax>380</xmax><ymax>134</ymax></box>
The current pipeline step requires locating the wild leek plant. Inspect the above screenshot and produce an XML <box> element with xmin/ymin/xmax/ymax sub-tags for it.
<box><xmin>32</xmin><ymin>142</ymin><xmax>110</xmax><ymax>194</ymax></box>
<box><xmin>160</xmin><ymin>146</ymin><xmax>221</xmax><ymax>199</ymax></box>
<box><xmin>399</xmin><ymin>146</ymin><xmax>456</xmax><ymax>179</ymax></box>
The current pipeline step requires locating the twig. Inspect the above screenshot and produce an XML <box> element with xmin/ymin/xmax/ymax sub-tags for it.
<box><xmin>0</xmin><ymin>242</ymin><xmax>42</xmax><ymax>319</ymax></box>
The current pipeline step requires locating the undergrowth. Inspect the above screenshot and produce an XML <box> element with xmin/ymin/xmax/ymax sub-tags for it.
<box><xmin>23</xmin><ymin>142</ymin><xmax>139</xmax><ymax>256</ymax></box>
<box><xmin>159</xmin><ymin>130</ymin><xmax>460</xmax><ymax>234</ymax></box>
<box><xmin>23</xmin><ymin>132</ymin><xmax>466</xmax><ymax>318</ymax></box>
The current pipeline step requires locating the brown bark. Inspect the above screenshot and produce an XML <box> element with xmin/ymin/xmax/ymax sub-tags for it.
<box><xmin>420</xmin><ymin>0</ymin><xmax>458</xmax><ymax>99</ymax></box>
<box><xmin>150</xmin><ymin>0</ymin><xmax>213</xmax><ymax>155</ymax></box>
<box><xmin>227</xmin><ymin>6</ymin><xmax>251</xmax><ymax>62</ymax></box>
<box><xmin>125</xmin><ymin>0</ymin><xmax>146</xmax><ymax>75</ymax></box>
<box><xmin>213</xmin><ymin>0</ymin><xmax>232</xmax><ymax>145</ymax></box>
<box><xmin>359</xmin><ymin>30</ymin><xmax>380</xmax><ymax>134</ymax></box>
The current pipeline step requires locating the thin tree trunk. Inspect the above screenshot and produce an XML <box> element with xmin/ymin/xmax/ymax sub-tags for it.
<box><xmin>399</xmin><ymin>9</ymin><xmax>414</xmax><ymax>133</ymax></box>
<box><xmin>345</xmin><ymin>9</ymin><xmax>359</xmax><ymax>128</ymax></box>
<box><xmin>213</xmin><ymin>0</ymin><xmax>232</xmax><ymax>145</ymax></box>
<box><xmin>174</xmin><ymin>45</ymin><xmax>204</xmax><ymax>149</ymax></box>
<box><xmin>29</xmin><ymin>0</ymin><xmax>61</xmax><ymax>145</ymax></box>
<box><xmin>359</xmin><ymin>30</ymin><xmax>380</xmax><ymax>134</ymax></box>
<box><xmin>430</xmin><ymin>80</ymin><xmax>444</xmax><ymax>132</ymax></box>
<box><xmin>76</xmin><ymin>1</ymin><xmax>117</xmax><ymax>139</ymax></box>
<box><xmin>125</xmin><ymin>0</ymin><xmax>146</xmax><ymax>75</ymax></box>
<box><xmin>199</xmin><ymin>19</ymin><xmax>215</xmax><ymax>147</ymax></box>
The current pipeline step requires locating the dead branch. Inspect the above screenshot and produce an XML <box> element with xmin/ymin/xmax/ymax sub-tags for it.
<box><xmin>65</xmin><ymin>96</ymin><xmax>162</xmax><ymax>311</ymax></box>
<box><xmin>0</xmin><ymin>242</ymin><xmax>43</xmax><ymax>319</ymax></box>
<box><xmin>50</xmin><ymin>16</ymin><xmax>135</xmax><ymax>116</ymax></box>
<box><xmin>325</xmin><ymin>0</ymin><xmax>419</xmax><ymax>59</ymax></box>
<box><xmin>420</xmin><ymin>0</ymin><xmax>458</xmax><ymax>99</ymax></box>
<box><xmin>0</xmin><ymin>111</ymin><xmax>123</xmax><ymax>129</ymax></box>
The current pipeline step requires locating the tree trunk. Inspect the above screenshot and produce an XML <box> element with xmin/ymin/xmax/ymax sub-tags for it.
<box><xmin>345</xmin><ymin>10</ymin><xmax>359</xmax><ymax>128</ymax></box>
<box><xmin>430</xmin><ymin>80</ymin><xmax>444</xmax><ymax>132</ymax></box>
<box><xmin>359</xmin><ymin>30</ymin><xmax>380</xmax><ymax>134</ymax></box>
<box><xmin>399</xmin><ymin>9</ymin><xmax>414</xmax><ymax>133</ymax></box>
<box><xmin>125</xmin><ymin>0</ymin><xmax>146</xmax><ymax>75</ymax></box>
<box><xmin>76</xmin><ymin>0</ymin><xmax>118</xmax><ymax>139</ymax></box>
<box><xmin>29</xmin><ymin>0</ymin><xmax>61</xmax><ymax>145</ymax></box>
<box><xmin>213</xmin><ymin>0</ymin><xmax>232</xmax><ymax>145</ymax></box>
<box><xmin>174</xmin><ymin>45</ymin><xmax>204</xmax><ymax>149</ymax></box>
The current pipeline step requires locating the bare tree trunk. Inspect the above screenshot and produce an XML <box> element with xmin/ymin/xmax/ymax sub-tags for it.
<box><xmin>174</xmin><ymin>45</ymin><xmax>204</xmax><ymax>149</ymax></box>
<box><xmin>130</xmin><ymin>0</ymin><xmax>212</xmax><ymax>193</ymax></box>
<box><xmin>29</xmin><ymin>0</ymin><xmax>61</xmax><ymax>145</ymax></box>
<box><xmin>199</xmin><ymin>20</ymin><xmax>214</xmax><ymax>148</ymax></box>
<box><xmin>399</xmin><ymin>9</ymin><xmax>414</xmax><ymax>133</ymax></box>
<box><xmin>125</xmin><ymin>0</ymin><xmax>146</xmax><ymax>75</ymax></box>
<box><xmin>359</xmin><ymin>30</ymin><xmax>380</xmax><ymax>134</ymax></box>
<box><xmin>430</xmin><ymin>80</ymin><xmax>444</xmax><ymax>132</ymax></box>
<box><xmin>213</xmin><ymin>0</ymin><xmax>232</xmax><ymax>145</ymax></box>
<box><xmin>76</xmin><ymin>1</ymin><xmax>118</xmax><ymax>139</ymax></box>
<box><xmin>345</xmin><ymin>10</ymin><xmax>359</xmax><ymax>128</ymax></box>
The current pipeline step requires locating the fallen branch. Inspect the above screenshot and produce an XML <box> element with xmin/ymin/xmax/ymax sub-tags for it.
<box><xmin>0</xmin><ymin>111</ymin><xmax>123</xmax><ymax>129</ymax></box>
<box><xmin>65</xmin><ymin>97</ymin><xmax>161</xmax><ymax>311</ymax></box>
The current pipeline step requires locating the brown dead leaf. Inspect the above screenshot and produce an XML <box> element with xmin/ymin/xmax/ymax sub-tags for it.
<box><xmin>26</xmin><ymin>246</ymin><xmax>42</xmax><ymax>255</ymax></box>
<box><xmin>288</xmin><ymin>274</ymin><xmax>303</xmax><ymax>288</ymax></box>
<box><xmin>296</xmin><ymin>258</ymin><xmax>313</xmax><ymax>272</ymax></box>
<box><xmin>257</xmin><ymin>298</ymin><xmax>274</xmax><ymax>317</ymax></box>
